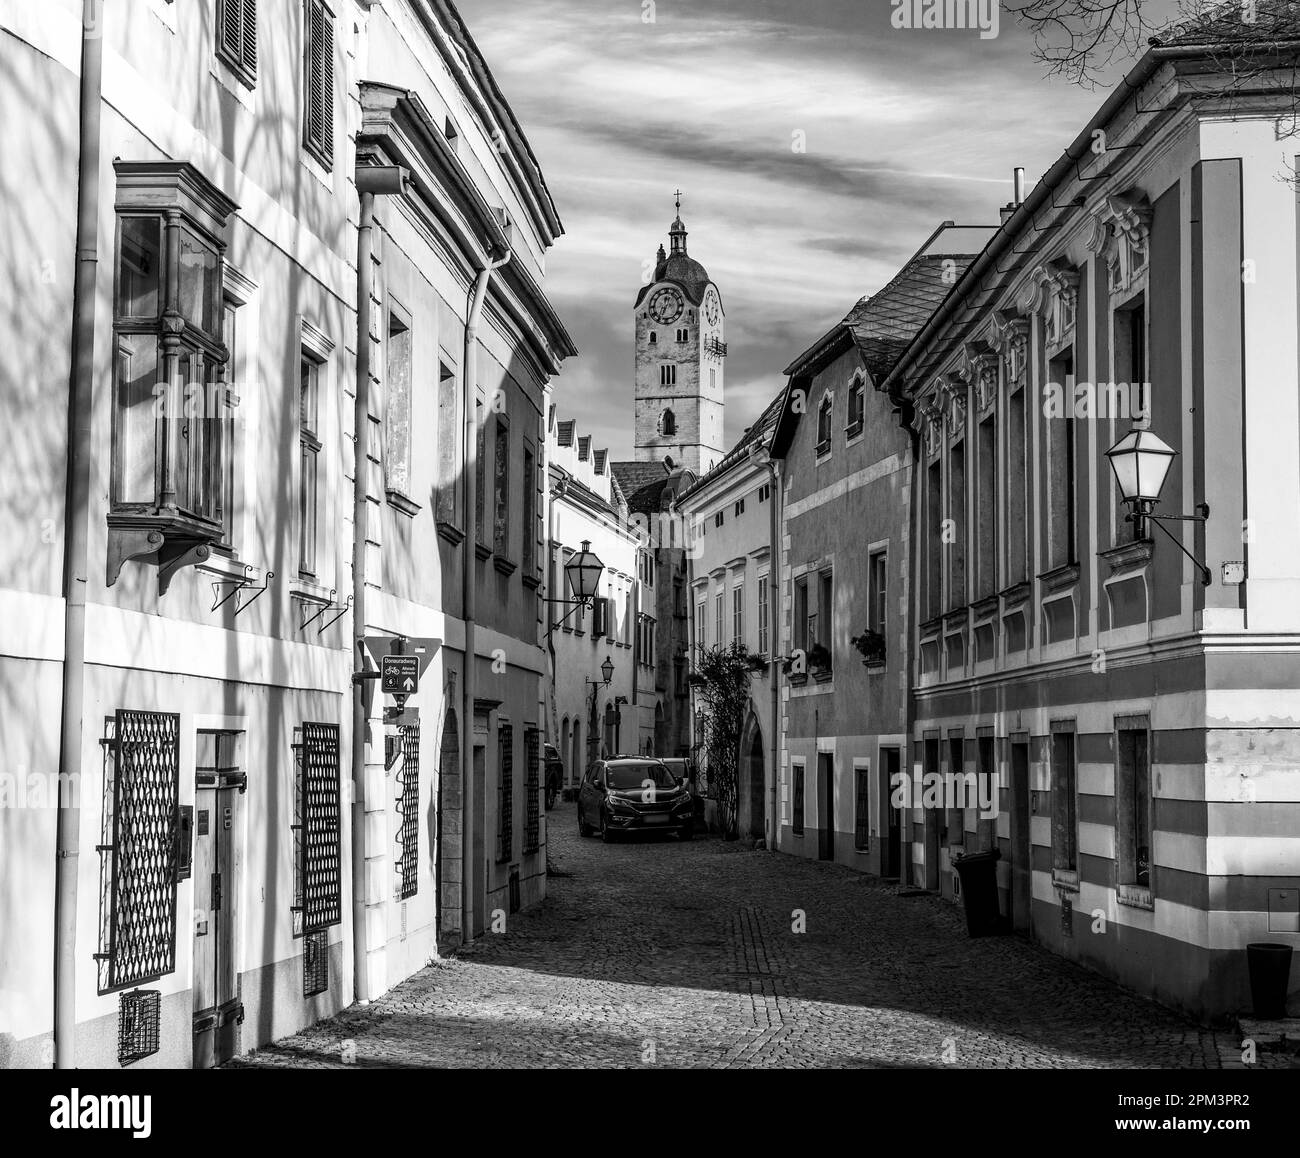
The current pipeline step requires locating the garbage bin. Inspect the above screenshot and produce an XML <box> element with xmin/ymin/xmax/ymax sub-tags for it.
<box><xmin>1246</xmin><ymin>943</ymin><xmax>1293</xmax><ymax>1020</ymax></box>
<box><xmin>953</xmin><ymin>848</ymin><xmax>1002</xmax><ymax>937</ymax></box>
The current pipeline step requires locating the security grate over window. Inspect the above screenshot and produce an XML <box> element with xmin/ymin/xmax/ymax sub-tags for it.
<box><xmin>97</xmin><ymin>710</ymin><xmax>181</xmax><ymax>994</ymax></box>
<box><xmin>303</xmin><ymin>930</ymin><xmax>328</xmax><ymax>997</ymax></box>
<box><xmin>294</xmin><ymin>723</ymin><xmax>342</xmax><ymax>935</ymax></box>
<box><xmin>497</xmin><ymin>724</ymin><xmax>514</xmax><ymax>862</ymax></box>
<box><xmin>395</xmin><ymin>723</ymin><xmax>420</xmax><ymax>900</ymax></box>
<box><xmin>117</xmin><ymin>988</ymin><xmax>161</xmax><ymax>1065</ymax></box>
<box><xmin>523</xmin><ymin>728</ymin><xmax>541</xmax><ymax>854</ymax></box>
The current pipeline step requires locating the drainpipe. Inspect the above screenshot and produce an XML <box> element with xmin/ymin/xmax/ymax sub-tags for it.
<box><xmin>54</xmin><ymin>0</ymin><xmax>104</xmax><ymax>1070</ymax></box>
<box><xmin>461</xmin><ymin>246</ymin><xmax>511</xmax><ymax>941</ymax></box>
<box><xmin>749</xmin><ymin>444</ymin><xmax>781</xmax><ymax>853</ymax></box>
<box><xmin>350</xmin><ymin>165</ymin><xmax>408</xmax><ymax>1004</ymax></box>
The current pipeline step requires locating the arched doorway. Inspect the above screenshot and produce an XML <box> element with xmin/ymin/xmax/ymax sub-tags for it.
<box><xmin>738</xmin><ymin>710</ymin><xmax>766</xmax><ymax>842</ymax></box>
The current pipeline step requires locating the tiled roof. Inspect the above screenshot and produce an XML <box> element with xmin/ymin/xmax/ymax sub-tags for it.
<box><xmin>610</xmin><ymin>460</ymin><xmax>669</xmax><ymax>496</ymax></box>
<box><xmin>842</xmin><ymin>253</ymin><xmax>979</xmax><ymax>381</ymax></box>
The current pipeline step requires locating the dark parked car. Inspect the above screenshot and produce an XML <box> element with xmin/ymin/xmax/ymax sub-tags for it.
<box><xmin>578</xmin><ymin>757</ymin><xmax>694</xmax><ymax>842</ymax></box>
<box><xmin>544</xmin><ymin>743</ymin><xmax>564</xmax><ymax>810</ymax></box>
<box><xmin>655</xmin><ymin>757</ymin><xmax>704</xmax><ymax>827</ymax></box>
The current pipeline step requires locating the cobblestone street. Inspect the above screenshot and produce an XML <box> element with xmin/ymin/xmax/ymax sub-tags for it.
<box><xmin>234</xmin><ymin>804</ymin><xmax>1284</xmax><ymax>1069</ymax></box>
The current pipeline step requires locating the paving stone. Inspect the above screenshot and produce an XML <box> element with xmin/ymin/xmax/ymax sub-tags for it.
<box><xmin>230</xmin><ymin>804</ymin><xmax>1297</xmax><ymax>1070</ymax></box>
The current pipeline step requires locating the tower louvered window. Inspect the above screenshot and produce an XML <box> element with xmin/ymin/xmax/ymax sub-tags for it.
<box><xmin>216</xmin><ymin>0</ymin><xmax>257</xmax><ymax>87</ymax></box>
<box><xmin>303</xmin><ymin>0</ymin><xmax>334</xmax><ymax>168</ymax></box>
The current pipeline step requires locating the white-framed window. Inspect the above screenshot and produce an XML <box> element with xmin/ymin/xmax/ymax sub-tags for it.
<box><xmin>846</xmin><ymin>374</ymin><xmax>865</xmax><ymax>436</ymax></box>
<box><xmin>696</xmin><ymin>600</ymin><xmax>707</xmax><ymax>650</ymax></box>
<box><xmin>757</xmin><ymin>574</ymin><xmax>769</xmax><ymax>655</ymax></box>
<box><xmin>732</xmin><ymin>584</ymin><xmax>744</xmax><ymax>644</ymax></box>
<box><xmin>815</xmin><ymin>391</ymin><xmax>833</xmax><ymax>454</ymax></box>
<box><xmin>298</xmin><ymin>351</ymin><xmax>323</xmax><ymax>578</ymax></box>
<box><xmin>715</xmin><ymin>589</ymin><xmax>724</xmax><ymax>644</ymax></box>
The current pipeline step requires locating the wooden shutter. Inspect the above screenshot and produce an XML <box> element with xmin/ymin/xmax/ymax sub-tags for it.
<box><xmin>304</xmin><ymin>0</ymin><xmax>334</xmax><ymax>166</ymax></box>
<box><xmin>217</xmin><ymin>0</ymin><xmax>257</xmax><ymax>84</ymax></box>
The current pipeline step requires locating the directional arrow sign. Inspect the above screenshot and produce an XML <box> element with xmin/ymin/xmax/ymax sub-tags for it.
<box><xmin>381</xmin><ymin>654</ymin><xmax>419</xmax><ymax>696</ymax></box>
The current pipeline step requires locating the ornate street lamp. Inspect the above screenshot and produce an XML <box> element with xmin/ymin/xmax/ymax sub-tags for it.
<box><xmin>544</xmin><ymin>539</ymin><xmax>605</xmax><ymax>638</ymax></box>
<box><xmin>600</xmin><ymin>654</ymin><xmax>615</xmax><ymax>685</ymax></box>
<box><xmin>1105</xmin><ymin>427</ymin><xmax>1210</xmax><ymax>585</ymax></box>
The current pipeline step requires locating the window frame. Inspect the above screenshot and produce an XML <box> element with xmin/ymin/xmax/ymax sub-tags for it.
<box><xmin>302</xmin><ymin>0</ymin><xmax>335</xmax><ymax>170</ymax></box>
<box><xmin>216</xmin><ymin>0</ymin><xmax>258</xmax><ymax>89</ymax></box>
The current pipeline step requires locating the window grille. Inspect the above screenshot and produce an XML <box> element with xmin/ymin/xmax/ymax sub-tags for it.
<box><xmin>97</xmin><ymin>710</ymin><xmax>181</xmax><ymax>993</ymax></box>
<box><xmin>294</xmin><ymin>722</ymin><xmax>342</xmax><ymax>934</ymax></box>
<box><xmin>303</xmin><ymin>930</ymin><xmax>328</xmax><ymax>997</ymax></box>
<box><xmin>524</xmin><ymin>728</ymin><xmax>541</xmax><ymax>854</ymax></box>
<box><xmin>498</xmin><ymin>723</ymin><xmax>514</xmax><ymax>862</ymax></box>
<box><xmin>792</xmin><ymin>764</ymin><xmax>805</xmax><ymax>835</ymax></box>
<box><xmin>395</xmin><ymin>722</ymin><xmax>420</xmax><ymax>900</ymax></box>
<box><xmin>509</xmin><ymin>867</ymin><xmax>521</xmax><ymax>915</ymax></box>
<box><xmin>854</xmin><ymin>766</ymin><xmax>871</xmax><ymax>851</ymax></box>
<box><xmin>117</xmin><ymin>989</ymin><xmax>161</xmax><ymax>1065</ymax></box>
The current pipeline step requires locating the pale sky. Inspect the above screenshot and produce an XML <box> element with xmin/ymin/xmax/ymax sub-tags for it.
<box><xmin>469</xmin><ymin>0</ymin><xmax>1151</xmax><ymax>459</ymax></box>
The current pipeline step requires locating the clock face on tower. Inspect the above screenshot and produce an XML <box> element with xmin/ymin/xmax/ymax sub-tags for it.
<box><xmin>648</xmin><ymin>286</ymin><xmax>684</xmax><ymax>325</ymax></box>
<box><xmin>704</xmin><ymin>289</ymin><xmax>720</xmax><ymax>326</ymax></box>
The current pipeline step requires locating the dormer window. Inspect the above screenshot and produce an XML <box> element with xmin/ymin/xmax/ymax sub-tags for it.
<box><xmin>107</xmin><ymin>161</ymin><xmax>239</xmax><ymax>593</ymax></box>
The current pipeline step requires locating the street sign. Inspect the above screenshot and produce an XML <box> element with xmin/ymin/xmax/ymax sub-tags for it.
<box><xmin>363</xmin><ymin>636</ymin><xmax>442</xmax><ymax>676</ymax></box>
<box><xmin>381</xmin><ymin>654</ymin><xmax>419</xmax><ymax>695</ymax></box>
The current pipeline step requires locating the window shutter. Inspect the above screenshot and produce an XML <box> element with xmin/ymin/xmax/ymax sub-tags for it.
<box><xmin>304</xmin><ymin>0</ymin><xmax>334</xmax><ymax>166</ymax></box>
<box><xmin>217</xmin><ymin>0</ymin><xmax>257</xmax><ymax>82</ymax></box>
<box><xmin>241</xmin><ymin>0</ymin><xmax>257</xmax><ymax>74</ymax></box>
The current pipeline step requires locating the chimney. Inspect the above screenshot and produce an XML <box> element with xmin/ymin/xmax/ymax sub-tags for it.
<box><xmin>999</xmin><ymin>166</ymin><xmax>1027</xmax><ymax>225</ymax></box>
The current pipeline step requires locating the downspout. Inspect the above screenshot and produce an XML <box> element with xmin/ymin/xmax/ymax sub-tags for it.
<box><xmin>766</xmin><ymin>461</ymin><xmax>780</xmax><ymax>852</ymax></box>
<box><xmin>461</xmin><ymin>246</ymin><xmax>511</xmax><ymax>941</ymax></box>
<box><xmin>350</xmin><ymin>165</ymin><xmax>408</xmax><ymax>1004</ymax></box>
<box><xmin>54</xmin><ymin>0</ymin><xmax>104</xmax><ymax>1069</ymax></box>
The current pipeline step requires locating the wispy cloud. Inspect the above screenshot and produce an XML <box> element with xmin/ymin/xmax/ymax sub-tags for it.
<box><xmin>471</xmin><ymin>0</ymin><xmax>1116</xmax><ymax>457</ymax></box>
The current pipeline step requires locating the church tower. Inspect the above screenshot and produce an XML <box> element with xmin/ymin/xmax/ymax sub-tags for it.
<box><xmin>632</xmin><ymin>195</ymin><xmax>725</xmax><ymax>475</ymax></box>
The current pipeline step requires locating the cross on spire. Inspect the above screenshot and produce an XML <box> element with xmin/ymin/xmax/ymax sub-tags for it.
<box><xmin>673</xmin><ymin>189</ymin><xmax>682</xmax><ymax>213</ymax></box>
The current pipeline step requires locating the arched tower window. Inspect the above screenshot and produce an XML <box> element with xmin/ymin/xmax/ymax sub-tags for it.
<box><xmin>659</xmin><ymin>408</ymin><xmax>676</xmax><ymax>436</ymax></box>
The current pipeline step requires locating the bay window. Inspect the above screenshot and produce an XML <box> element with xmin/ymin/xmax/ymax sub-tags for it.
<box><xmin>107</xmin><ymin>162</ymin><xmax>238</xmax><ymax>591</ymax></box>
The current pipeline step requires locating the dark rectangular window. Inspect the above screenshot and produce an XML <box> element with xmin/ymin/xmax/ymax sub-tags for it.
<box><xmin>792</xmin><ymin>763</ymin><xmax>805</xmax><ymax>835</ymax></box>
<box><xmin>1007</xmin><ymin>384</ymin><xmax>1028</xmax><ymax>585</ymax></box>
<box><xmin>818</xmin><ymin>569</ymin><xmax>833</xmax><ymax>650</ymax></box>
<box><xmin>854</xmin><ymin>764</ymin><xmax>870</xmax><ymax>851</ymax></box>
<box><xmin>976</xmin><ymin>414</ymin><xmax>996</xmax><ymax>598</ymax></box>
<box><xmin>592</xmin><ymin>595</ymin><xmax>607</xmax><ymax>639</ymax></box>
<box><xmin>216</xmin><ymin>0</ymin><xmax>257</xmax><ymax>87</ymax></box>
<box><xmin>794</xmin><ymin>576</ymin><xmax>809</xmax><ymax>654</ymax></box>
<box><xmin>847</xmin><ymin>379</ymin><xmax>865</xmax><ymax>436</ymax></box>
<box><xmin>303</xmin><ymin>0</ymin><xmax>334</xmax><ymax>168</ymax></box>
<box><xmin>497</xmin><ymin>724</ymin><xmax>514</xmax><ymax>862</ymax></box>
<box><xmin>977</xmin><ymin>734</ymin><xmax>997</xmax><ymax>851</ymax></box>
<box><xmin>925</xmin><ymin>458</ymin><xmax>942</xmax><ymax>619</ymax></box>
<box><xmin>522</xmin><ymin>445</ymin><xmax>536</xmax><ymax>576</ymax></box>
<box><xmin>299</xmin><ymin>355</ymin><xmax>321</xmax><ymax>578</ymax></box>
<box><xmin>949</xmin><ymin>737</ymin><xmax>966</xmax><ymax>845</ymax></box>
<box><xmin>1116</xmin><ymin>723</ymin><xmax>1151</xmax><ymax>889</ymax></box>
<box><xmin>524</xmin><ymin>729</ymin><xmax>541</xmax><ymax>855</ymax></box>
<box><xmin>436</xmin><ymin>362</ymin><xmax>460</xmax><ymax>529</ymax></box>
<box><xmin>493</xmin><ymin>416</ymin><xmax>510</xmax><ymax>557</ymax></box>
<box><xmin>1113</xmin><ymin>301</ymin><xmax>1146</xmax><ymax>545</ymax></box>
<box><xmin>1051</xmin><ymin>727</ymin><xmax>1078</xmax><ymax>872</ymax></box>
<box><xmin>869</xmin><ymin>550</ymin><xmax>887</xmax><ymax>635</ymax></box>
<box><xmin>947</xmin><ymin>438</ymin><xmax>965</xmax><ymax>610</ymax></box>
<box><xmin>1046</xmin><ymin>349</ymin><xmax>1075</xmax><ymax>569</ymax></box>
<box><xmin>475</xmin><ymin>400</ymin><xmax>486</xmax><ymax>544</ymax></box>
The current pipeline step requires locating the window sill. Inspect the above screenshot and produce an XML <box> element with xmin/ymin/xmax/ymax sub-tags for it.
<box><xmin>919</xmin><ymin>616</ymin><xmax>942</xmax><ymax>639</ymax></box>
<box><xmin>197</xmin><ymin>554</ymin><xmax>258</xmax><ymax>583</ymax></box>
<box><xmin>475</xmin><ymin>542</ymin><xmax>493</xmax><ymax>562</ymax></box>
<box><xmin>1052</xmin><ymin>868</ymin><xmax>1080</xmax><ymax>894</ymax></box>
<box><xmin>493</xmin><ymin>556</ymin><xmax>518</xmax><ymax>577</ymax></box>
<box><xmin>811</xmin><ymin>668</ymin><xmax>834</xmax><ymax>684</ymax></box>
<box><xmin>844</xmin><ymin>421</ymin><xmax>863</xmax><ymax>441</ymax></box>
<box><xmin>522</xmin><ymin>573</ymin><xmax>541</xmax><ymax>590</ymax></box>
<box><xmin>971</xmin><ymin>594</ymin><xmax>1000</xmax><ymax>620</ymax></box>
<box><xmin>814</xmin><ymin>442</ymin><xmax>831</xmax><ymax>459</ymax></box>
<box><xmin>863</xmin><ymin>659</ymin><xmax>886</xmax><ymax>673</ymax></box>
<box><xmin>788</xmin><ymin>672</ymin><xmax>807</xmax><ymax>687</ymax></box>
<box><xmin>1117</xmin><ymin>883</ymin><xmax>1154</xmax><ymax>911</ymax></box>
<box><xmin>106</xmin><ymin>509</ymin><xmax>222</xmax><ymax>594</ymax></box>
<box><xmin>290</xmin><ymin>576</ymin><xmax>334</xmax><ymax>604</ymax></box>
<box><xmin>301</xmin><ymin>146</ymin><xmax>335</xmax><ymax>194</ymax></box>
<box><xmin>386</xmin><ymin>490</ymin><xmax>421</xmax><ymax>519</ymax></box>
<box><xmin>999</xmin><ymin>581</ymin><xmax>1032</xmax><ymax>608</ymax></box>
<box><xmin>437</xmin><ymin>521</ymin><xmax>466</xmax><ymax>547</ymax></box>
